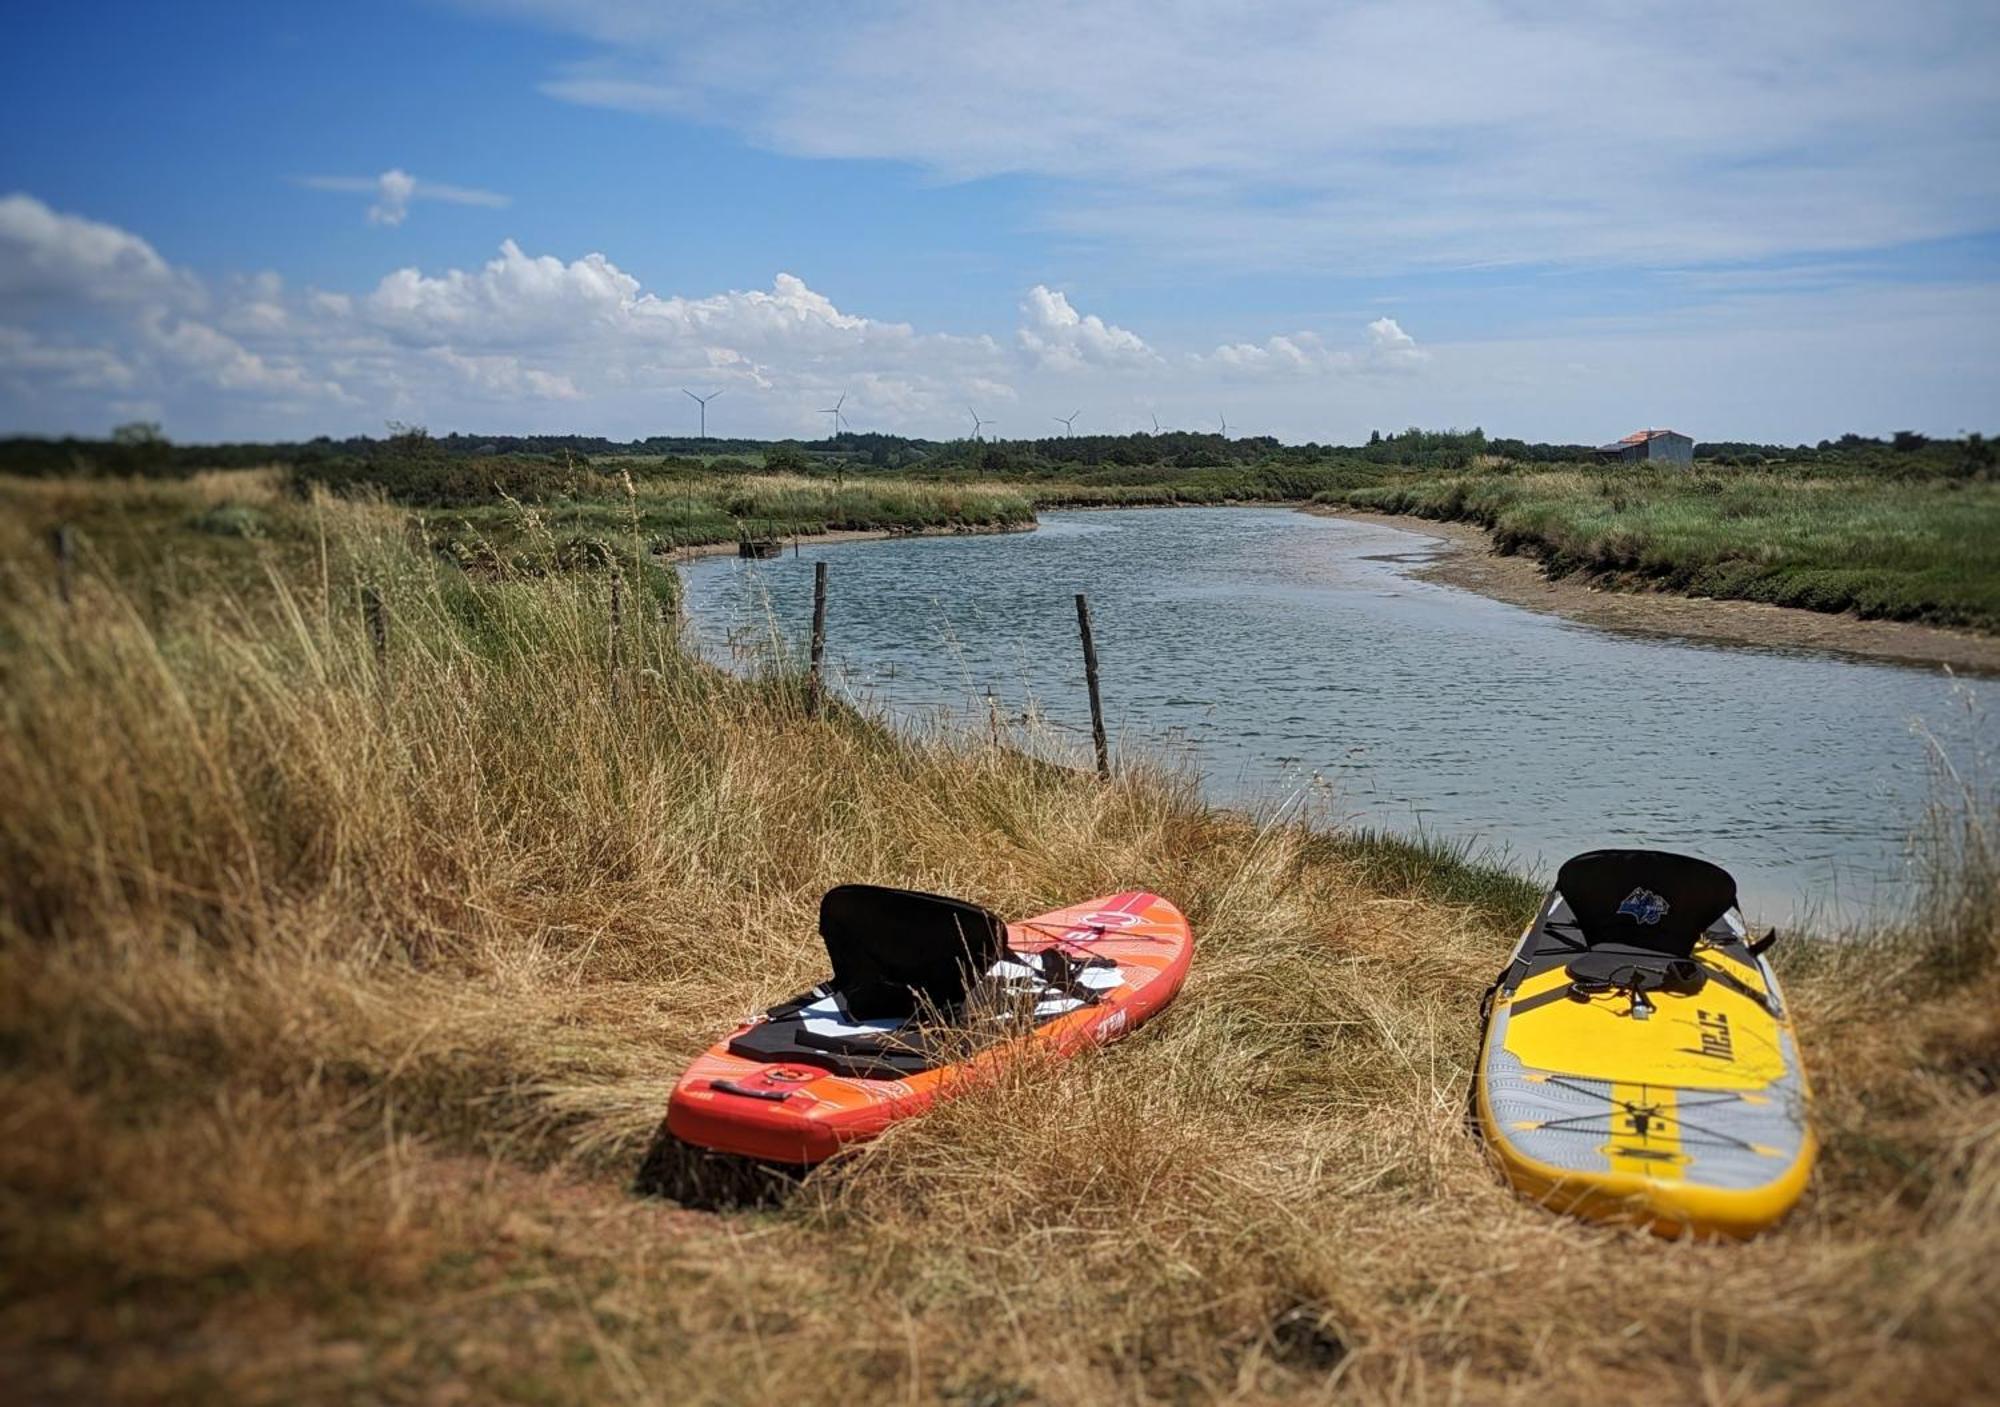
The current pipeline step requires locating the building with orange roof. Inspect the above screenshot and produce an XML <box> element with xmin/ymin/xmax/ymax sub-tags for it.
<box><xmin>1595</xmin><ymin>428</ymin><xmax>1694</xmax><ymax>466</ymax></box>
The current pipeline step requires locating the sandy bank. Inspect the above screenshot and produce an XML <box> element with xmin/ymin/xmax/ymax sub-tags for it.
<box><xmin>1310</xmin><ymin>506</ymin><xmax>2000</xmax><ymax>676</ymax></box>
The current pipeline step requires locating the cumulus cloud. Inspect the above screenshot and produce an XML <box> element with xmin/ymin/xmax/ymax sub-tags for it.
<box><xmin>1016</xmin><ymin>286</ymin><xmax>1159</xmax><ymax>371</ymax></box>
<box><xmin>0</xmin><ymin>195</ymin><xmax>1028</xmax><ymax>436</ymax></box>
<box><xmin>9</xmin><ymin>193</ymin><xmax>1982</xmax><ymax>444</ymax></box>
<box><xmin>0</xmin><ymin>195</ymin><xmax>1442</xmax><ymax>440</ymax></box>
<box><xmin>0</xmin><ymin>194</ymin><xmax>346</xmax><ymax>413</ymax></box>
<box><xmin>1366</xmin><ymin>317</ymin><xmax>1427</xmax><ymax>369</ymax></box>
<box><xmin>353</xmin><ymin>240</ymin><xmax>1006</xmax><ymax>414</ymax></box>
<box><xmin>0</xmin><ymin>192</ymin><xmax>190</xmax><ymax>307</ymax></box>
<box><xmin>297</xmin><ymin>169</ymin><xmax>510</xmax><ymax>227</ymax></box>
<box><xmin>1204</xmin><ymin>319</ymin><xmax>1427</xmax><ymax>377</ymax></box>
<box><xmin>1208</xmin><ymin>332</ymin><xmax>1337</xmax><ymax>376</ymax></box>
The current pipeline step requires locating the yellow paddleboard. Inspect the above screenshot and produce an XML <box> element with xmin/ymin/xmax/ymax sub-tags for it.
<box><xmin>1476</xmin><ymin>850</ymin><xmax>1815</xmax><ymax>1239</ymax></box>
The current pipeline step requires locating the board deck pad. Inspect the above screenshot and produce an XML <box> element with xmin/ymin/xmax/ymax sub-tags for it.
<box><xmin>1477</xmin><ymin>876</ymin><xmax>1815</xmax><ymax>1238</ymax></box>
<box><xmin>667</xmin><ymin>890</ymin><xmax>1193</xmax><ymax>1164</ymax></box>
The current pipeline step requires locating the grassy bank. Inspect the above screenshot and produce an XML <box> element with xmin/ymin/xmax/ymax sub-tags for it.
<box><xmin>447</xmin><ymin>469</ymin><xmax>1037</xmax><ymax>551</ymax></box>
<box><xmin>2</xmin><ymin>474</ymin><xmax>1997</xmax><ymax>1403</ymax></box>
<box><xmin>1321</xmin><ymin>465</ymin><xmax>2000</xmax><ymax>630</ymax></box>
<box><xmin>0</xmin><ymin>468</ymin><xmax>1036</xmax><ymax>622</ymax></box>
<box><xmin>24</xmin><ymin>424</ymin><xmax>1996</xmax><ymax>633</ymax></box>
<box><xmin>420</xmin><ymin>471</ymin><xmax>1035</xmax><ymax>598</ymax></box>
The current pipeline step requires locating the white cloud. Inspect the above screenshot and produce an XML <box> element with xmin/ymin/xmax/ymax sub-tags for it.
<box><xmin>1204</xmin><ymin>319</ymin><xmax>1427</xmax><ymax>377</ymax></box>
<box><xmin>0</xmin><ymin>197</ymin><xmax>1022</xmax><ymax>436</ymax></box>
<box><xmin>0</xmin><ymin>194</ymin><xmax>1991</xmax><ymax>443</ymax></box>
<box><xmin>0</xmin><ymin>327</ymin><xmax>137</xmax><ymax>393</ymax></box>
<box><xmin>353</xmin><ymin>241</ymin><xmax>1010</xmax><ymax>423</ymax></box>
<box><xmin>369</xmin><ymin>169</ymin><xmax>416</xmax><ymax>227</ymax></box>
<box><xmin>297</xmin><ymin>169</ymin><xmax>511</xmax><ymax>227</ymax></box>
<box><xmin>485</xmin><ymin>0</ymin><xmax>2000</xmax><ymax>273</ymax></box>
<box><xmin>1209</xmin><ymin>333</ymin><xmax>1335</xmax><ymax>376</ymax></box>
<box><xmin>1366</xmin><ymin>317</ymin><xmax>1426</xmax><ymax>370</ymax></box>
<box><xmin>1016</xmin><ymin>286</ymin><xmax>1159</xmax><ymax>370</ymax></box>
<box><xmin>0</xmin><ymin>194</ymin><xmax>348</xmax><ymax>413</ymax></box>
<box><xmin>0</xmin><ymin>192</ymin><xmax>191</xmax><ymax>307</ymax></box>
<box><xmin>140</xmin><ymin>315</ymin><xmax>337</xmax><ymax>397</ymax></box>
<box><xmin>429</xmin><ymin>347</ymin><xmax>583</xmax><ymax>400</ymax></box>
<box><xmin>366</xmin><ymin>240</ymin><xmax>642</xmax><ymax>343</ymax></box>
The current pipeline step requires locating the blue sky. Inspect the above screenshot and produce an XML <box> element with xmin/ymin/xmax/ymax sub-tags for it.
<box><xmin>2</xmin><ymin>0</ymin><xmax>1996</xmax><ymax>443</ymax></box>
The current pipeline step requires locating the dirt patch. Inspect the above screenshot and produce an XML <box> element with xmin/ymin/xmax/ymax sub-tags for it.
<box><xmin>1313</xmin><ymin>507</ymin><xmax>2000</xmax><ymax>676</ymax></box>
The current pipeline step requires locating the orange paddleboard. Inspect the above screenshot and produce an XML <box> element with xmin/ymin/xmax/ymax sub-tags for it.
<box><xmin>666</xmin><ymin>890</ymin><xmax>1193</xmax><ymax>1164</ymax></box>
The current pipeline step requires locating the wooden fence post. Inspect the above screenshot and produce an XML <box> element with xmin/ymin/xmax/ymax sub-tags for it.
<box><xmin>609</xmin><ymin>572</ymin><xmax>624</xmax><ymax>692</ymax></box>
<box><xmin>806</xmin><ymin>560</ymin><xmax>829</xmax><ymax>717</ymax></box>
<box><xmin>361</xmin><ymin>585</ymin><xmax>387</xmax><ymax>664</ymax></box>
<box><xmin>50</xmin><ymin>524</ymin><xmax>74</xmax><ymax>608</ymax></box>
<box><xmin>1075</xmin><ymin>593</ymin><xmax>1110</xmax><ymax>779</ymax></box>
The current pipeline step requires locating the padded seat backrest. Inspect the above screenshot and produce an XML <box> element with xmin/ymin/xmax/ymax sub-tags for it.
<box><xmin>820</xmin><ymin>884</ymin><xmax>1009</xmax><ymax>1019</ymax></box>
<box><xmin>1555</xmin><ymin>849</ymin><xmax>1738</xmax><ymax>959</ymax></box>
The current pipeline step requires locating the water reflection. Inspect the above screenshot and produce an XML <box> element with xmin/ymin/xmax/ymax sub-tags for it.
<box><xmin>680</xmin><ymin>507</ymin><xmax>1992</xmax><ymax>927</ymax></box>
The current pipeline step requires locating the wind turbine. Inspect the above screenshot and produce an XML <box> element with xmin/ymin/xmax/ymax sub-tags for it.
<box><xmin>967</xmin><ymin>405</ymin><xmax>994</xmax><ymax>441</ymax></box>
<box><xmin>1150</xmin><ymin>412</ymin><xmax>1161</xmax><ymax>434</ymax></box>
<box><xmin>682</xmin><ymin>388</ymin><xmax>721</xmax><ymax>439</ymax></box>
<box><xmin>1053</xmin><ymin>410</ymin><xmax>1080</xmax><ymax>437</ymax></box>
<box><xmin>1216</xmin><ymin>411</ymin><xmax>1232</xmax><ymax>438</ymax></box>
<box><xmin>820</xmin><ymin>392</ymin><xmax>849</xmax><ymax>438</ymax></box>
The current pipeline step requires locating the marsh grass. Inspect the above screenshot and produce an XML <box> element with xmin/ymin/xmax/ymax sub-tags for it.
<box><xmin>1326</xmin><ymin>467</ymin><xmax>2000</xmax><ymax>629</ymax></box>
<box><xmin>435</xmin><ymin>471</ymin><xmax>1037</xmax><ymax>556</ymax></box>
<box><xmin>1</xmin><ymin>473</ymin><xmax>1996</xmax><ymax>1403</ymax></box>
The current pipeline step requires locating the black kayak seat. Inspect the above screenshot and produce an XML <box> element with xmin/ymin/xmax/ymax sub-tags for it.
<box><xmin>1555</xmin><ymin>849</ymin><xmax>1739</xmax><ymax>960</ymax></box>
<box><xmin>726</xmin><ymin>985</ymin><xmax>942</xmax><ymax>1079</ymax></box>
<box><xmin>820</xmin><ymin>883</ymin><xmax>1010</xmax><ymax>1019</ymax></box>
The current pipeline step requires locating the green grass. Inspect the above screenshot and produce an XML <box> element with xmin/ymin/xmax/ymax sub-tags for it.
<box><xmin>434</xmin><ymin>471</ymin><xmax>1036</xmax><ymax>553</ymax></box>
<box><xmin>1306</xmin><ymin>828</ymin><xmax>1542</xmax><ymax>931</ymax></box>
<box><xmin>1321</xmin><ymin>465</ymin><xmax>2000</xmax><ymax>629</ymax></box>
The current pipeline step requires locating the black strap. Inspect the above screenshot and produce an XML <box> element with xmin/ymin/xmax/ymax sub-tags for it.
<box><xmin>1565</xmin><ymin>951</ymin><xmax>1706</xmax><ymax>996</ymax></box>
<box><xmin>1693</xmin><ymin>956</ymin><xmax>1782</xmax><ymax>1018</ymax></box>
<box><xmin>1748</xmin><ymin>928</ymin><xmax>1779</xmax><ymax>956</ymax></box>
<box><xmin>1018</xmin><ymin>947</ymin><xmax>1110</xmax><ymax>1006</ymax></box>
<box><xmin>1534</xmin><ymin>921</ymin><xmax>1590</xmax><ymax>954</ymax></box>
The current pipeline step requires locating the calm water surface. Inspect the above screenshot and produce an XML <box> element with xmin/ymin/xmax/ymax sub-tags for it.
<box><xmin>680</xmin><ymin>507</ymin><xmax>1993</xmax><ymax>925</ymax></box>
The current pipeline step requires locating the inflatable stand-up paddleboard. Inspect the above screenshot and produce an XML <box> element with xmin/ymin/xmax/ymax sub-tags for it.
<box><xmin>656</xmin><ymin>885</ymin><xmax>1193</xmax><ymax>1175</ymax></box>
<box><xmin>1477</xmin><ymin>850</ymin><xmax>1815</xmax><ymax>1238</ymax></box>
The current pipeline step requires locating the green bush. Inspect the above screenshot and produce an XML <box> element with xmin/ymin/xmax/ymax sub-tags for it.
<box><xmin>299</xmin><ymin>451</ymin><xmax>595</xmax><ymax>508</ymax></box>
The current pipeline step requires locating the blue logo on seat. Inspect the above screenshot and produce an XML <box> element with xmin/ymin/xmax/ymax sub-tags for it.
<box><xmin>1617</xmin><ymin>887</ymin><xmax>1670</xmax><ymax>925</ymax></box>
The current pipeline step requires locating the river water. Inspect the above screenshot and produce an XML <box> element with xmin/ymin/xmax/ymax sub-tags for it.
<box><xmin>679</xmin><ymin>507</ymin><xmax>1992</xmax><ymax>926</ymax></box>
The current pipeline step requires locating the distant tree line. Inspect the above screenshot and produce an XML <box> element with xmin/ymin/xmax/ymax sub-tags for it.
<box><xmin>0</xmin><ymin>420</ymin><xmax>1990</xmax><ymax>504</ymax></box>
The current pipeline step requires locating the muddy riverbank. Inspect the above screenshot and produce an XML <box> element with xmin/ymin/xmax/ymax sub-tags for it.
<box><xmin>1310</xmin><ymin>507</ymin><xmax>2000</xmax><ymax>676</ymax></box>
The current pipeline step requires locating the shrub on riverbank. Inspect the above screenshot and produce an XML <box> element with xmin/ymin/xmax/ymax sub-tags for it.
<box><xmin>2</xmin><ymin>475</ymin><xmax>1996</xmax><ymax>1403</ymax></box>
<box><xmin>1322</xmin><ymin>465</ymin><xmax>2000</xmax><ymax>629</ymax></box>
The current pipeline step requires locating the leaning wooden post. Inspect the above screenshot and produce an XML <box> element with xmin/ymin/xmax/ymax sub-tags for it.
<box><xmin>361</xmin><ymin>584</ymin><xmax>387</xmax><ymax>664</ymax></box>
<box><xmin>806</xmin><ymin>560</ymin><xmax>829</xmax><ymax>718</ymax></box>
<box><xmin>608</xmin><ymin>572</ymin><xmax>624</xmax><ymax>693</ymax></box>
<box><xmin>50</xmin><ymin>524</ymin><xmax>74</xmax><ymax>608</ymax></box>
<box><xmin>1075</xmin><ymin>593</ymin><xmax>1110</xmax><ymax>779</ymax></box>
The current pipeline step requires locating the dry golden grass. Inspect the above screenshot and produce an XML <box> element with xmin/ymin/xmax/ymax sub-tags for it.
<box><xmin>1</xmin><ymin>475</ymin><xmax>1995</xmax><ymax>1404</ymax></box>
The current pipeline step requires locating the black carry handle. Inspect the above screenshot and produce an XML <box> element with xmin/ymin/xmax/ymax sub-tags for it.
<box><xmin>709</xmin><ymin>1078</ymin><xmax>794</xmax><ymax>1103</ymax></box>
<box><xmin>1748</xmin><ymin>928</ymin><xmax>1779</xmax><ymax>957</ymax></box>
